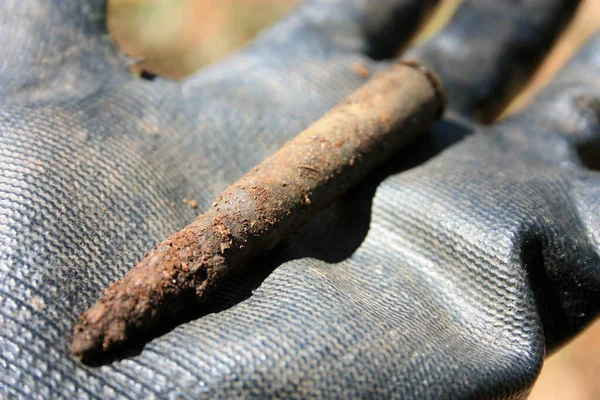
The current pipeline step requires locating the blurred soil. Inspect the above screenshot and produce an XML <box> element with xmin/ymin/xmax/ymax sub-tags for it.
<box><xmin>107</xmin><ymin>0</ymin><xmax>600</xmax><ymax>398</ymax></box>
<box><xmin>108</xmin><ymin>0</ymin><xmax>302</xmax><ymax>78</ymax></box>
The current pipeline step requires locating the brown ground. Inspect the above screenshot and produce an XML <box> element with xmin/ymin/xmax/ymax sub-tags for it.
<box><xmin>108</xmin><ymin>0</ymin><xmax>303</xmax><ymax>78</ymax></box>
<box><xmin>107</xmin><ymin>0</ymin><xmax>600</xmax><ymax>397</ymax></box>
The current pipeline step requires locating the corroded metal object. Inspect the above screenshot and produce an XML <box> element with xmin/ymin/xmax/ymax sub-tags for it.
<box><xmin>71</xmin><ymin>60</ymin><xmax>446</xmax><ymax>361</ymax></box>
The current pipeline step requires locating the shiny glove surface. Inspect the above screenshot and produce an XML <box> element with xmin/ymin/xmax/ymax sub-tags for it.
<box><xmin>1</xmin><ymin>0</ymin><xmax>599</xmax><ymax>398</ymax></box>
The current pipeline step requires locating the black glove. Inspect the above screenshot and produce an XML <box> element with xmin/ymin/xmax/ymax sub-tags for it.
<box><xmin>1</xmin><ymin>0</ymin><xmax>598</xmax><ymax>398</ymax></box>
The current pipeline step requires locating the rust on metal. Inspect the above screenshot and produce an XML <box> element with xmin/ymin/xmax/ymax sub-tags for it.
<box><xmin>71</xmin><ymin>60</ymin><xmax>446</xmax><ymax>361</ymax></box>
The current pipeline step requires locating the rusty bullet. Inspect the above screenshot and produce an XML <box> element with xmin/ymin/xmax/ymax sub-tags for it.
<box><xmin>72</xmin><ymin>60</ymin><xmax>446</xmax><ymax>361</ymax></box>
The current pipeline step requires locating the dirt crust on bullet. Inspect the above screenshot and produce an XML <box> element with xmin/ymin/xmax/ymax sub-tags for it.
<box><xmin>72</xmin><ymin>61</ymin><xmax>446</xmax><ymax>361</ymax></box>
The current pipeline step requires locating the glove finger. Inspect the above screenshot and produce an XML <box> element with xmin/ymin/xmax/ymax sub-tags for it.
<box><xmin>496</xmin><ymin>30</ymin><xmax>600</xmax><ymax>168</ymax></box>
<box><xmin>0</xmin><ymin>0</ymin><xmax>130</xmax><ymax>104</ymax></box>
<box><xmin>406</xmin><ymin>0</ymin><xmax>580</xmax><ymax>122</ymax></box>
<box><xmin>179</xmin><ymin>0</ymin><xmax>438</xmax><ymax>173</ymax></box>
<box><xmin>490</xmin><ymin>32</ymin><xmax>600</xmax><ymax>346</ymax></box>
<box><xmin>278</xmin><ymin>0</ymin><xmax>439</xmax><ymax>60</ymax></box>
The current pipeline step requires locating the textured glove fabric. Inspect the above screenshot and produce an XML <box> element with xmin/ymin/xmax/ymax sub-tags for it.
<box><xmin>1</xmin><ymin>0</ymin><xmax>599</xmax><ymax>399</ymax></box>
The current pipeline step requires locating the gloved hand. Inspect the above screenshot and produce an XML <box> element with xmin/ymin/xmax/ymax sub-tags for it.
<box><xmin>1</xmin><ymin>0</ymin><xmax>599</xmax><ymax>398</ymax></box>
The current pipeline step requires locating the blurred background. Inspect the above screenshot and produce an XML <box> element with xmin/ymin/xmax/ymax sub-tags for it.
<box><xmin>107</xmin><ymin>0</ymin><xmax>600</xmax><ymax>398</ymax></box>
